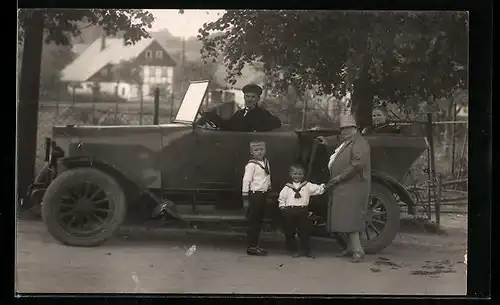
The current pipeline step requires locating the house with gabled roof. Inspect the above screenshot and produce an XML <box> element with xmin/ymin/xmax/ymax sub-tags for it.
<box><xmin>61</xmin><ymin>34</ymin><xmax>176</xmax><ymax>101</ymax></box>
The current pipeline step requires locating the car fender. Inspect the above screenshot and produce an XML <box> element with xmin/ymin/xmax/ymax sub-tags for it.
<box><xmin>57</xmin><ymin>156</ymin><xmax>183</xmax><ymax>221</ymax></box>
<box><xmin>371</xmin><ymin>170</ymin><xmax>416</xmax><ymax>215</ymax></box>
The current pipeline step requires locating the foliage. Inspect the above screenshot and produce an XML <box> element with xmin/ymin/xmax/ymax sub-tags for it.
<box><xmin>172</xmin><ymin>57</ymin><xmax>221</xmax><ymax>95</ymax></box>
<box><xmin>112</xmin><ymin>59</ymin><xmax>144</xmax><ymax>84</ymax></box>
<box><xmin>18</xmin><ymin>9</ymin><xmax>155</xmax><ymax>46</ymax></box>
<box><xmin>198</xmin><ymin>10</ymin><xmax>468</xmax><ymax>127</ymax></box>
<box><xmin>39</xmin><ymin>44</ymin><xmax>76</xmax><ymax>97</ymax></box>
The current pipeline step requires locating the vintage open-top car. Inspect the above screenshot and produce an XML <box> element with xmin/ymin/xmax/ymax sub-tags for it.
<box><xmin>27</xmin><ymin>81</ymin><xmax>427</xmax><ymax>254</ymax></box>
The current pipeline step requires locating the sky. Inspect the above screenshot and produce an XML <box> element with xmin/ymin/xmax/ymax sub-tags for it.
<box><xmin>149</xmin><ymin>9</ymin><xmax>226</xmax><ymax>38</ymax></box>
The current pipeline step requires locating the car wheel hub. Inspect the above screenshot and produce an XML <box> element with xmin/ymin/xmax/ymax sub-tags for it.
<box><xmin>75</xmin><ymin>198</ymin><xmax>92</xmax><ymax>213</ymax></box>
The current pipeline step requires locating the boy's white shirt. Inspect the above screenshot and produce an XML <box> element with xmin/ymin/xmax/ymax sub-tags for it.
<box><xmin>278</xmin><ymin>181</ymin><xmax>325</xmax><ymax>208</ymax></box>
<box><xmin>242</xmin><ymin>159</ymin><xmax>271</xmax><ymax>196</ymax></box>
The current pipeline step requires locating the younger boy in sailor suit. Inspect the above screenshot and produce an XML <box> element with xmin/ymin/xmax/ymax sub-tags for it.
<box><xmin>278</xmin><ymin>164</ymin><xmax>326</xmax><ymax>258</ymax></box>
<box><xmin>242</xmin><ymin>140</ymin><xmax>272</xmax><ymax>256</ymax></box>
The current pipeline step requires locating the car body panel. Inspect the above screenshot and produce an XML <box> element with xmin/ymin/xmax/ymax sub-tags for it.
<box><xmin>52</xmin><ymin>124</ymin><xmax>426</xmax><ymax>196</ymax></box>
<box><xmin>53</xmin><ymin>124</ymin><xmax>191</xmax><ymax>189</ymax></box>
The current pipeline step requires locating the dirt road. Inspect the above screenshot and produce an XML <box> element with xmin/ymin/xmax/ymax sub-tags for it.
<box><xmin>15</xmin><ymin>215</ymin><xmax>467</xmax><ymax>295</ymax></box>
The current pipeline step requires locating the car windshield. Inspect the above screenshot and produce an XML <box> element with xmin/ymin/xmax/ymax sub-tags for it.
<box><xmin>173</xmin><ymin>81</ymin><xmax>210</xmax><ymax>124</ymax></box>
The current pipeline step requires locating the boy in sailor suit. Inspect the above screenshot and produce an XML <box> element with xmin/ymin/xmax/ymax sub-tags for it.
<box><xmin>278</xmin><ymin>164</ymin><xmax>326</xmax><ymax>258</ymax></box>
<box><xmin>242</xmin><ymin>140</ymin><xmax>272</xmax><ymax>256</ymax></box>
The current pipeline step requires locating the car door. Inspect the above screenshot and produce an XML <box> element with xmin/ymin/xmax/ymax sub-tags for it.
<box><xmin>194</xmin><ymin>127</ymin><xmax>240</xmax><ymax>191</ymax></box>
<box><xmin>159</xmin><ymin>125</ymin><xmax>198</xmax><ymax>190</ymax></box>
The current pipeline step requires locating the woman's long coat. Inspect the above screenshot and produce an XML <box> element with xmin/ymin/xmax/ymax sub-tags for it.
<box><xmin>325</xmin><ymin>132</ymin><xmax>371</xmax><ymax>233</ymax></box>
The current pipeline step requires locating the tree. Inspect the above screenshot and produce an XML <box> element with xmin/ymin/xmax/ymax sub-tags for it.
<box><xmin>113</xmin><ymin>59</ymin><xmax>144</xmax><ymax>95</ymax></box>
<box><xmin>172</xmin><ymin>57</ymin><xmax>221</xmax><ymax>95</ymax></box>
<box><xmin>198</xmin><ymin>10</ymin><xmax>467</xmax><ymax>129</ymax></box>
<box><xmin>17</xmin><ymin>9</ymin><xmax>154</xmax><ymax>206</ymax></box>
<box><xmin>39</xmin><ymin>44</ymin><xmax>76</xmax><ymax>99</ymax></box>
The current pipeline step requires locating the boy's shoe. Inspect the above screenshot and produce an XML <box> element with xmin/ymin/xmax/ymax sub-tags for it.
<box><xmin>247</xmin><ymin>246</ymin><xmax>268</xmax><ymax>256</ymax></box>
<box><xmin>293</xmin><ymin>251</ymin><xmax>315</xmax><ymax>259</ymax></box>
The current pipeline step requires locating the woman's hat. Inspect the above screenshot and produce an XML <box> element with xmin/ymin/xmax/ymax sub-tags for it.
<box><xmin>339</xmin><ymin>114</ymin><xmax>357</xmax><ymax>129</ymax></box>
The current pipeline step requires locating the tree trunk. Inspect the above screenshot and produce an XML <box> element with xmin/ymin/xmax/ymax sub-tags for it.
<box><xmin>17</xmin><ymin>10</ymin><xmax>44</xmax><ymax>207</ymax></box>
<box><xmin>350</xmin><ymin>60</ymin><xmax>374</xmax><ymax>131</ymax></box>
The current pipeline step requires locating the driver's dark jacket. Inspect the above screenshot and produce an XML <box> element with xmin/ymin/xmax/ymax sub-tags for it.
<box><xmin>221</xmin><ymin>106</ymin><xmax>282</xmax><ymax>132</ymax></box>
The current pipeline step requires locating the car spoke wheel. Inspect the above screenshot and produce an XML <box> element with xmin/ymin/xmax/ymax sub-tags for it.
<box><xmin>362</xmin><ymin>195</ymin><xmax>388</xmax><ymax>242</ymax></box>
<box><xmin>57</xmin><ymin>182</ymin><xmax>115</xmax><ymax>238</ymax></box>
<box><xmin>42</xmin><ymin>168</ymin><xmax>127</xmax><ymax>247</ymax></box>
<box><xmin>360</xmin><ymin>182</ymin><xmax>400</xmax><ymax>254</ymax></box>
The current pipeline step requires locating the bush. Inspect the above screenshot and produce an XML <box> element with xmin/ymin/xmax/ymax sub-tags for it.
<box><xmin>74</xmin><ymin>92</ymin><xmax>127</xmax><ymax>104</ymax></box>
<box><xmin>57</xmin><ymin>90</ymin><xmax>127</xmax><ymax>104</ymax></box>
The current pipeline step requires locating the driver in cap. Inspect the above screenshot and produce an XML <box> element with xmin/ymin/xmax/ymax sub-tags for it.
<box><xmin>198</xmin><ymin>84</ymin><xmax>282</xmax><ymax>132</ymax></box>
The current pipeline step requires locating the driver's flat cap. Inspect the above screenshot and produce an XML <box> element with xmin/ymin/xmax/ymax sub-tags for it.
<box><xmin>242</xmin><ymin>84</ymin><xmax>263</xmax><ymax>95</ymax></box>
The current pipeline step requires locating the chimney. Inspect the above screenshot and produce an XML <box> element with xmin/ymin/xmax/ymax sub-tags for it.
<box><xmin>100</xmin><ymin>31</ymin><xmax>106</xmax><ymax>51</ymax></box>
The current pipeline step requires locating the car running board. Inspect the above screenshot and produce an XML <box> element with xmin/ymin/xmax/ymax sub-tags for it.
<box><xmin>180</xmin><ymin>214</ymin><xmax>247</xmax><ymax>222</ymax></box>
<box><xmin>178</xmin><ymin>213</ymin><xmax>283</xmax><ymax>224</ymax></box>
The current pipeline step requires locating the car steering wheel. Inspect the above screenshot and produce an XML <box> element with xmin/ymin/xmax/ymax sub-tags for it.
<box><xmin>196</xmin><ymin>111</ymin><xmax>221</xmax><ymax>129</ymax></box>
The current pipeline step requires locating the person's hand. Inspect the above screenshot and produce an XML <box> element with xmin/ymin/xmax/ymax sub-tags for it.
<box><xmin>326</xmin><ymin>178</ymin><xmax>339</xmax><ymax>189</ymax></box>
<box><xmin>316</xmin><ymin>136</ymin><xmax>328</xmax><ymax>145</ymax></box>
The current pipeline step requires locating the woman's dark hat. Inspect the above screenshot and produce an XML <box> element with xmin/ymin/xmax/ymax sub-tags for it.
<box><xmin>242</xmin><ymin>84</ymin><xmax>263</xmax><ymax>96</ymax></box>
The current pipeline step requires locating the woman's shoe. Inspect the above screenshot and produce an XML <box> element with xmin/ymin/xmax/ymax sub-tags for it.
<box><xmin>247</xmin><ymin>246</ymin><xmax>268</xmax><ymax>256</ymax></box>
<box><xmin>351</xmin><ymin>252</ymin><xmax>365</xmax><ymax>263</ymax></box>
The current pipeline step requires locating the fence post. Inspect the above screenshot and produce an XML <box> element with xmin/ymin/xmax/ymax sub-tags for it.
<box><xmin>92</xmin><ymin>91</ymin><xmax>97</xmax><ymax>125</ymax></box>
<box><xmin>170</xmin><ymin>92</ymin><xmax>175</xmax><ymax>122</ymax></box>
<box><xmin>426</xmin><ymin>112</ymin><xmax>438</xmax><ymax>220</ymax></box>
<box><xmin>436</xmin><ymin>174</ymin><xmax>442</xmax><ymax>225</ymax></box>
<box><xmin>426</xmin><ymin>148</ymin><xmax>432</xmax><ymax>220</ymax></box>
<box><xmin>451</xmin><ymin>101</ymin><xmax>457</xmax><ymax>176</ymax></box>
<box><xmin>301</xmin><ymin>95</ymin><xmax>308</xmax><ymax>131</ymax></box>
<box><xmin>139</xmin><ymin>87</ymin><xmax>144</xmax><ymax>125</ymax></box>
<box><xmin>153</xmin><ymin>88</ymin><xmax>160</xmax><ymax>125</ymax></box>
<box><xmin>56</xmin><ymin>98</ymin><xmax>60</xmax><ymax>116</ymax></box>
<box><xmin>114</xmin><ymin>85</ymin><xmax>119</xmax><ymax>125</ymax></box>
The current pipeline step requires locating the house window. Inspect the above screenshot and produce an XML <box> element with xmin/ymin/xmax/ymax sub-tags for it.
<box><xmin>122</xmin><ymin>87</ymin><xmax>126</xmax><ymax>96</ymax></box>
<box><xmin>155</xmin><ymin>67</ymin><xmax>162</xmax><ymax>78</ymax></box>
<box><xmin>143</xmin><ymin>66</ymin><xmax>169</xmax><ymax>84</ymax></box>
<box><xmin>145</xmin><ymin>50</ymin><xmax>153</xmax><ymax>59</ymax></box>
<box><xmin>100</xmin><ymin>68</ymin><xmax>108</xmax><ymax>76</ymax></box>
<box><xmin>156</xmin><ymin>50</ymin><xmax>163</xmax><ymax>58</ymax></box>
<box><xmin>143</xmin><ymin>66</ymin><xmax>150</xmax><ymax>78</ymax></box>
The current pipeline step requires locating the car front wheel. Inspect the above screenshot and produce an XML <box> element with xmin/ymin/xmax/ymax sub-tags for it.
<box><xmin>41</xmin><ymin>167</ymin><xmax>127</xmax><ymax>247</ymax></box>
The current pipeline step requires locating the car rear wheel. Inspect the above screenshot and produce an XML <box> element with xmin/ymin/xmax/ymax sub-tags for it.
<box><xmin>41</xmin><ymin>167</ymin><xmax>127</xmax><ymax>247</ymax></box>
<box><xmin>334</xmin><ymin>182</ymin><xmax>400</xmax><ymax>254</ymax></box>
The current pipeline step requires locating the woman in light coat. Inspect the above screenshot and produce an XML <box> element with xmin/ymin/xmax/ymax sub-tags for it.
<box><xmin>318</xmin><ymin>114</ymin><xmax>371</xmax><ymax>262</ymax></box>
